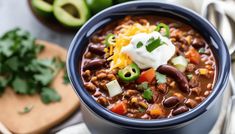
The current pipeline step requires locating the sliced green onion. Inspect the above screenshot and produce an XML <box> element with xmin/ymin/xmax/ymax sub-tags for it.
<box><xmin>155</xmin><ymin>23</ymin><xmax>170</xmax><ymax>37</ymax></box>
<box><xmin>136</xmin><ymin>41</ymin><xmax>143</xmax><ymax>48</ymax></box>
<box><xmin>171</xmin><ymin>56</ymin><xmax>188</xmax><ymax>72</ymax></box>
<box><xmin>105</xmin><ymin>33</ymin><xmax>115</xmax><ymax>47</ymax></box>
<box><xmin>146</xmin><ymin>37</ymin><xmax>163</xmax><ymax>52</ymax></box>
<box><xmin>106</xmin><ymin>79</ymin><xmax>123</xmax><ymax>97</ymax></box>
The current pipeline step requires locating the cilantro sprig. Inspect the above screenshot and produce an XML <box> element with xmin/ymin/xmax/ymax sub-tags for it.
<box><xmin>143</xmin><ymin>88</ymin><xmax>153</xmax><ymax>101</ymax></box>
<box><xmin>0</xmin><ymin>28</ymin><xmax>67</xmax><ymax>104</ymax></box>
<box><xmin>137</xmin><ymin>82</ymin><xmax>153</xmax><ymax>101</ymax></box>
<box><xmin>156</xmin><ymin>72</ymin><xmax>167</xmax><ymax>84</ymax></box>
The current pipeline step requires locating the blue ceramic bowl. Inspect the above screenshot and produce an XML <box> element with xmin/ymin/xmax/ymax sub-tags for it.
<box><xmin>67</xmin><ymin>1</ymin><xmax>230</xmax><ymax>134</ymax></box>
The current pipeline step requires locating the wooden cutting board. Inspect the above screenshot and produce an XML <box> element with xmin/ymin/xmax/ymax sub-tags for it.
<box><xmin>0</xmin><ymin>40</ymin><xmax>80</xmax><ymax>134</ymax></box>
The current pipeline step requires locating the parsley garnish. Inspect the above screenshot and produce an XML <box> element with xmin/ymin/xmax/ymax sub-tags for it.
<box><xmin>142</xmin><ymin>88</ymin><xmax>153</xmax><ymax>101</ymax></box>
<box><xmin>0</xmin><ymin>28</ymin><xmax>66</xmax><ymax>104</ymax></box>
<box><xmin>63</xmin><ymin>71</ymin><xmax>70</xmax><ymax>85</ymax></box>
<box><xmin>156</xmin><ymin>72</ymin><xmax>167</xmax><ymax>84</ymax></box>
<box><xmin>41</xmin><ymin>87</ymin><xmax>61</xmax><ymax>104</ymax></box>
<box><xmin>18</xmin><ymin>105</ymin><xmax>34</xmax><ymax>114</ymax></box>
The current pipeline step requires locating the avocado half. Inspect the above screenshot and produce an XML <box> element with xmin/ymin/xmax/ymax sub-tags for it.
<box><xmin>31</xmin><ymin>0</ymin><xmax>54</xmax><ymax>17</ymax></box>
<box><xmin>53</xmin><ymin>0</ymin><xmax>90</xmax><ymax>28</ymax></box>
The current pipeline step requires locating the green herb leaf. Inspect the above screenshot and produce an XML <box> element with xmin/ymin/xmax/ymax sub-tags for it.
<box><xmin>63</xmin><ymin>71</ymin><xmax>70</xmax><ymax>85</ymax></box>
<box><xmin>34</xmin><ymin>69</ymin><xmax>54</xmax><ymax>86</ymax></box>
<box><xmin>156</xmin><ymin>72</ymin><xmax>167</xmax><ymax>84</ymax></box>
<box><xmin>40</xmin><ymin>87</ymin><xmax>61</xmax><ymax>104</ymax></box>
<box><xmin>136</xmin><ymin>41</ymin><xmax>143</xmax><ymax>48</ymax></box>
<box><xmin>4</xmin><ymin>56</ymin><xmax>19</xmax><ymax>71</ymax></box>
<box><xmin>0</xmin><ymin>76</ymin><xmax>8</xmax><ymax>93</ymax></box>
<box><xmin>0</xmin><ymin>28</ymin><xmax>63</xmax><ymax>104</ymax></box>
<box><xmin>146</xmin><ymin>37</ymin><xmax>163</xmax><ymax>52</ymax></box>
<box><xmin>137</xmin><ymin>82</ymin><xmax>148</xmax><ymax>90</ymax></box>
<box><xmin>143</xmin><ymin>88</ymin><xmax>153</xmax><ymax>101</ymax></box>
<box><xmin>12</xmin><ymin>77</ymin><xmax>29</xmax><ymax>94</ymax></box>
<box><xmin>198</xmin><ymin>48</ymin><xmax>206</xmax><ymax>54</ymax></box>
<box><xmin>18</xmin><ymin>105</ymin><xmax>33</xmax><ymax>114</ymax></box>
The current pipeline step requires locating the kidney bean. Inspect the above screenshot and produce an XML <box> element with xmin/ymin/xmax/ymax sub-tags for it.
<box><xmin>172</xmin><ymin>106</ymin><xmax>189</xmax><ymax>116</ymax></box>
<box><xmin>97</xmin><ymin>96</ymin><xmax>108</xmax><ymax>106</ymax></box>
<box><xmin>157</xmin><ymin>65</ymin><xmax>189</xmax><ymax>93</ymax></box>
<box><xmin>163</xmin><ymin>96</ymin><xmax>179</xmax><ymax>108</ymax></box>
<box><xmin>97</xmin><ymin>72</ymin><xmax>107</xmax><ymax>79</ymax></box>
<box><xmin>123</xmin><ymin>90</ymin><xmax>139</xmax><ymax>98</ymax></box>
<box><xmin>204</xmin><ymin>91</ymin><xmax>211</xmax><ymax>97</ymax></box>
<box><xmin>83</xmin><ymin>59</ymin><xmax>106</xmax><ymax>70</ymax></box>
<box><xmin>192</xmin><ymin>38</ymin><xmax>205</xmax><ymax>48</ymax></box>
<box><xmin>207</xmin><ymin>83</ymin><xmax>212</xmax><ymax>90</ymax></box>
<box><xmin>84</xmin><ymin>82</ymin><xmax>96</xmax><ymax>92</ymax></box>
<box><xmin>191</xmin><ymin>87</ymin><xmax>201</xmax><ymax>96</ymax></box>
<box><xmin>88</xmin><ymin>44</ymin><xmax>105</xmax><ymax>55</ymax></box>
<box><xmin>185</xmin><ymin>99</ymin><xmax>197</xmax><ymax>108</ymax></box>
<box><xmin>173</xmin><ymin>93</ymin><xmax>185</xmax><ymax>103</ymax></box>
<box><xmin>84</xmin><ymin>51</ymin><xmax>92</xmax><ymax>58</ymax></box>
<box><xmin>195</xmin><ymin>96</ymin><xmax>205</xmax><ymax>103</ymax></box>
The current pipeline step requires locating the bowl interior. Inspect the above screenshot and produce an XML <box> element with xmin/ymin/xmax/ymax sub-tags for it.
<box><xmin>67</xmin><ymin>1</ymin><xmax>230</xmax><ymax>128</ymax></box>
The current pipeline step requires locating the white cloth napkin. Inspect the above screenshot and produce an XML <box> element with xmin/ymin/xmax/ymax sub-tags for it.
<box><xmin>57</xmin><ymin>0</ymin><xmax>235</xmax><ymax>134</ymax></box>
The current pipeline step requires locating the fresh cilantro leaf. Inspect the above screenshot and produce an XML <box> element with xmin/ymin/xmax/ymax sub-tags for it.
<box><xmin>0</xmin><ymin>28</ymin><xmax>63</xmax><ymax>104</ymax></box>
<box><xmin>0</xmin><ymin>39</ymin><xmax>14</xmax><ymax>57</ymax></box>
<box><xmin>63</xmin><ymin>71</ymin><xmax>70</xmax><ymax>85</ymax></box>
<box><xmin>34</xmin><ymin>69</ymin><xmax>54</xmax><ymax>86</ymax></box>
<box><xmin>35</xmin><ymin>44</ymin><xmax>45</xmax><ymax>54</ymax></box>
<box><xmin>12</xmin><ymin>77</ymin><xmax>29</xmax><ymax>94</ymax></box>
<box><xmin>136</xmin><ymin>41</ymin><xmax>143</xmax><ymax>48</ymax></box>
<box><xmin>146</xmin><ymin>38</ymin><xmax>163</xmax><ymax>52</ymax></box>
<box><xmin>198</xmin><ymin>48</ymin><xmax>206</xmax><ymax>54</ymax></box>
<box><xmin>41</xmin><ymin>87</ymin><xmax>61</xmax><ymax>104</ymax></box>
<box><xmin>156</xmin><ymin>72</ymin><xmax>167</xmax><ymax>84</ymax></box>
<box><xmin>137</xmin><ymin>82</ymin><xmax>148</xmax><ymax>91</ymax></box>
<box><xmin>4</xmin><ymin>56</ymin><xmax>19</xmax><ymax>71</ymax></box>
<box><xmin>142</xmin><ymin>88</ymin><xmax>153</xmax><ymax>101</ymax></box>
<box><xmin>18</xmin><ymin>105</ymin><xmax>33</xmax><ymax>114</ymax></box>
<box><xmin>0</xmin><ymin>76</ymin><xmax>8</xmax><ymax>93</ymax></box>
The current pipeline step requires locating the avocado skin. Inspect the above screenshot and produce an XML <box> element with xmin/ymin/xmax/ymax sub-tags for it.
<box><xmin>53</xmin><ymin>0</ymin><xmax>90</xmax><ymax>28</ymax></box>
<box><xmin>31</xmin><ymin>0</ymin><xmax>53</xmax><ymax>17</ymax></box>
<box><xmin>86</xmin><ymin>0</ymin><xmax>112</xmax><ymax>14</ymax></box>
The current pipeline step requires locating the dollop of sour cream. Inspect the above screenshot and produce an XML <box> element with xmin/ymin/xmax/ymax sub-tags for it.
<box><xmin>121</xmin><ymin>31</ymin><xmax>175</xmax><ymax>70</ymax></box>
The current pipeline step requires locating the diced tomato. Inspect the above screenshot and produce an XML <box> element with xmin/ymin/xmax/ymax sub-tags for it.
<box><xmin>137</xmin><ymin>68</ymin><xmax>156</xmax><ymax>83</ymax></box>
<box><xmin>185</xmin><ymin>47</ymin><xmax>200</xmax><ymax>64</ymax></box>
<box><xmin>110</xmin><ymin>101</ymin><xmax>127</xmax><ymax>115</ymax></box>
